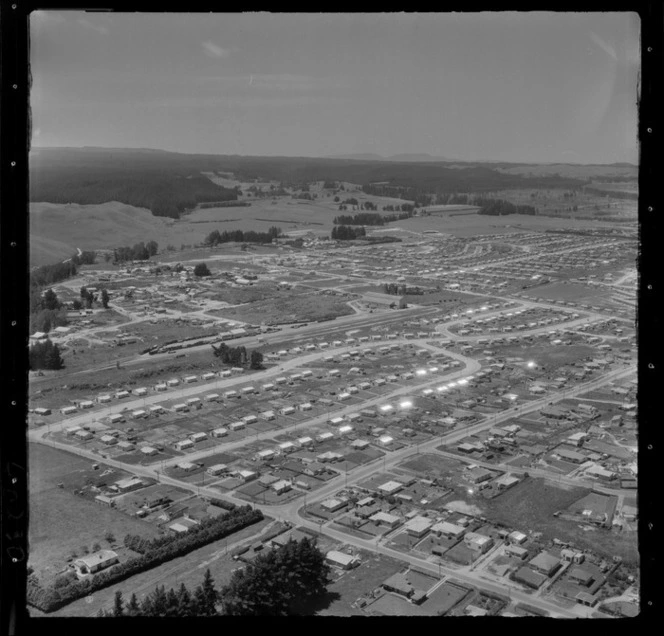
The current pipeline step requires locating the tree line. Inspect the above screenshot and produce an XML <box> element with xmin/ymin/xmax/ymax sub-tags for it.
<box><xmin>99</xmin><ymin>536</ymin><xmax>330</xmax><ymax>617</ymax></box>
<box><xmin>29</xmin><ymin>287</ymin><xmax>69</xmax><ymax>336</ymax></box>
<box><xmin>211</xmin><ymin>342</ymin><xmax>264</xmax><ymax>369</ymax></box>
<box><xmin>30</xmin><ymin>167</ymin><xmax>238</xmax><ymax>219</ymax></box>
<box><xmin>204</xmin><ymin>226</ymin><xmax>282</xmax><ymax>246</ymax></box>
<box><xmin>71</xmin><ymin>250</ymin><xmax>97</xmax><ymax>266</ymax></box>
<box><xmin>334</xmin><ymin>212</ymin><xmax>385</xmax><ymax>226</ymax></box>
<box><xmin>198</xmin><ymin>200</ymin><xmax>251</xmax><ymax>208</ymax></box>
<box><xmin>380</xmin><ymin>203</ymin><xmax>415</xmax><ymax>213</ymax></box>
<box><xmin>475</xmin><ymin>197</ymin><xmax>537</xmax><ymax>216</ymax></box>
<box><xmin>113</xmin><ymin>240</ymin><xmax>159</xmax><ymax>263</ymax></box>
<box><xmin>330</xmin><ymin>225</ymin><xmax>367</xmax><ymax>240</ymax></box>
<box><xmin>30</xmin><ymin>260</ymin><xmax>78</xmax><ymax>289</ymax></box>
<box><xmin>382</xmin><ymin>283</ymin><xmax>424</xmax><ymax>296</ymax></box>
<box><xmin>29</xmin><ymin>339</ymin><xmax>64</xmax><ymax>371</ymax></box>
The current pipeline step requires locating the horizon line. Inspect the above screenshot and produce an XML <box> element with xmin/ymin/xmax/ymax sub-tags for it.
<box><xmin>30</xmin><ymin>145</ymin><xmax>638</xmax><ymax>168</ymax></box>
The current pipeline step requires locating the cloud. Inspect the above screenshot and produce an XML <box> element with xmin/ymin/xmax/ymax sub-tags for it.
<box><xmin>195</xmin><ymin>74</ymin><xmax>345</xmax><ymax>93</ymax></box>
<box><xmin>589</xmin><ymin>31</ymin><xmax>618</xmax><ymax>61</ymax></box>
<box><xmin>76</xmin><ymin>17</ymin><xmax>109</xmax><ymax>35</ymax></box>
<box><xmin>202</xmin><ymin>41</ymin><xmax>230</xmax><ymax>59</ymax></box>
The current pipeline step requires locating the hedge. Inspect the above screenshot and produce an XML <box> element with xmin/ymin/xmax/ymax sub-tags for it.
<box><xmin>27</xmin><ymin>506</ymin><xmax>263</xmax><ymax>613</ymax></box>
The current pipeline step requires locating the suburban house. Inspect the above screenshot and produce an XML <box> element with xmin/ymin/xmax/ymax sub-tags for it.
<box><xmin>325</xmin><ymin>550</ymin><xmax>360</xmax><ymax>570</ymax></box>
<box><xmin>381</xmin><ymin>572</ymin><xmax>427</xmax><ymax>604</ymax></box>
<box><xmin>403</xmin><ymin>516</ymin><xmax>433</xmax><ymax>538</ymax></box>
<box><xmin>271</xmin><ymin>480</ymin><xmax>292</xmax><ymax>494</ymax></box>
<box><xmin>505</xmin><ymin>545</ymin><xmax>529</xmax><ymax>560</ymax></box>
<box><xmin>464</xmin><ymin>532</ymin><xmax>494</xmax><ymax>555</ymax></box>
<box><xmin>320</xmin><ymin>498</ymin><xmax>347</xmax><ymax>513</ymax></box>
<box><xmin>529</xmin><ymin>551</ymin><xmax>562</xmax><ymax>576</ymax></box>
<box><xmin>369</xmin><ymin>511</ymin><xmax>402</xmax><ymax>529</ymax></box>
<box><xmin>115</xmin><ymin>476</ymin><xmax>144</xmax><ymax>493</ymax></box>
<box><xmin>513</xmin><ymin>566</ymin><xmax>548</xmax><ymax>589</ymax></box>
<box><xmin>431</xmin><ymin>521</ymin><xmax>465</xmax><ymax>540</ymax></box>
<box><xmin>72</xmin><ymin>550</ymin><xmax>119</xmax><ymax>579</ymax></box>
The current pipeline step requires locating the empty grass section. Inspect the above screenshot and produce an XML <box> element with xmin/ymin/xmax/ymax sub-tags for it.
<box><xmin>213</xmin><ymin>293</ymin><xmax>355</xmax><ymax>325</ymax></box>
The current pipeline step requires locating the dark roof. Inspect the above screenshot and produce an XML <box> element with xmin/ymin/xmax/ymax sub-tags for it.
<box><xmin>514</xmin><ymin>567</ymin><xmax>547</xmax><ymax>588</ymax></box>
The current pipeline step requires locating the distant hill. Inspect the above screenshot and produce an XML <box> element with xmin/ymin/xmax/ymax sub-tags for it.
<box><xmin>31</xmin><ymin>147</ymin><xmax>591</xmax><ymax>216</ymax></box>
<box><xmin>30</xmin><ymin>147</ymin><xmax>239</xmax><ymax>219</ymax></box>
<box><xmin>29</xmin><ymin>201</ymin><xmax>177</xmax><ymax>266</ymax></box>
<box><xmin>387</xmin><ymin>153</ymin><xmax>455</xmax><ymax>163</ymax></box>
<box><xmin>327</xmin><ymin>153</ymin><xmax>385</xmax><ymax>161</ymax></box>
<box><xmin>327</xmin><ymin>152</ymin><xmax>455</xmax><ymax>162</ymax></box>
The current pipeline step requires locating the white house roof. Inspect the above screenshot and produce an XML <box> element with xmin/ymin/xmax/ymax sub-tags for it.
<box><xmin>74</xmin><ymin>550</ymin><xmax>118</xmax><ymax>569</ymax></box>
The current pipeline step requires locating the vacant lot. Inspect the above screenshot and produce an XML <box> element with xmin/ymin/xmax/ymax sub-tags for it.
<box><xmin>479</xmin><ymin>478</ymin><xmax>638</xmax><ymax>563</ymax></box>
<box><xmin>534</xmin><ymin>282</ymin><xmax>611</xmax><ymax>302</ymax></box>
<box><xmin>403</xmin><ymin>290</ymin><xmax>492</xmax><ymax>308</ymax></box>
<box><xmin>490</xmin><ymin>342</ymin><xmax>597</xmax><ymax>368</ymax></box>
<box><xmin>480</xmin><ymin>477</ymin><xmax>587</xmax><ymax>529</ymax></box>
<box><xmin>211</xmin><ymin>293</ymin><xmax>356</xmax><ymax>325</ymax></box>
<box><xmin>203</xmin><ymin>282</ymin><xmax>309</xmax><ymax>306</ymax></box>
<box><xmin>423</xmin><ymin>580</ymin><xmax>471</xmax><ymax>615</ymax></box>
<box><xmin>400</xmin><ymin>453</ymin><xmax>466</xmax><ymax>478</ymax></box>
<box><xmin>391</xmin><ymin>213</ymin><xmax>626</xmax><ymax>238</ymax></box>
<box><xmin>365</xmin><ymin>592</ymin><xmax>431</xmax><ymax>616</ymax></box>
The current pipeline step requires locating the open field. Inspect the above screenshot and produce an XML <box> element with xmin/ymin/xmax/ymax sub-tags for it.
<box><xmin>30</xmin><ymin>202</ymin><xmax>179</xmax><ymax>267</ymax></box>
<box><xmin>209</xmin><ymin>293</ymin><xmax>356</xmax><ymax>325</ymax></box>
<box><xmin>492</xmin><ymin>163</ymin><xmax>637</xmax><ymax>180</ymax></box>
<box><xmin>30</xmin><ymin>191</ymin><xmax>634</xmax><ymax>269</ymax></box>
<box><xmin>387</xmin><ymin>213</ymin><xmax>630</xmax><ymax>238</ymax></box>
<box><xmin>202</xmin><ymin>281</ymin><xmax>310</xmax><ymax>305</ymax></box>
<box><xmin>489</xmin><ymin>342</ymin><xmax>599</xmax><ymax>368</ymax></box>
<box><xmin>532</xmin><ymin>282</ymin><xmax>613</xmax><ymax>303</ymax></box>
<box><xmin>28</xmin><ymin>444</ymin><xmax>162</xmax><ymax>583</ymax></box>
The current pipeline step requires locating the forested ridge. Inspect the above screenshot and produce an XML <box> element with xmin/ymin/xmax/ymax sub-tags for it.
<box><xmin>30</xmin><ymin>149</ymin><xmax>238</xmax><ymax>219</ymax></box>
<box><xmin>31</xmin><ymin>148</ymin><xmax>587</xmax><ymax>218</ymax></box>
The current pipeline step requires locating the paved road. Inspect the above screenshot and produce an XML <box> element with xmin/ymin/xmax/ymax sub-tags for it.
<box><xmin>29</xmin><ymin>269</ymin><xmax>636</xmax><ymax>614</ymax></box>
<box><xmin>29</xmin><ymin>336</ymin><xmax>474</xmax><ymax>438</ymax></box>
<box><xmin>32</xmin><ymin>304</ymin><xmax>438</xmax><ymax>384</ymax></box>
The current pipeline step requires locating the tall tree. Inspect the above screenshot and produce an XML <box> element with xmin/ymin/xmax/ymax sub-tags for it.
<box><xmin>42</xmin><ymin>289</ymin><xmax>60</xmax><ymax>311</ymax></box>
<box><xmin>194</xmin><ymin>263</ymin><xmax>211</xmax><ymax>277</ymax></box>
<box><xmin>113</xmin><ymin>591</ymin><xmax>124</xmax><ymax>617</ymax></box>
<box><xmin>200</xmin><ymin>569</ymin><xmax>218</xmax><ymax>614</ymax></box>
<box><xmin>126</xmin><ymin>593</ymin><xmax>140</xmax><ymax>616</ymax></box>
<box><xmin>250</xmin><ymin>350</ymin><xmax>264</xmax><ymax>370</ymax></box>
<box><xmin>176</xmin><ymin>583</ymin><xmax>194</xmax><ymax>617</ymax></box>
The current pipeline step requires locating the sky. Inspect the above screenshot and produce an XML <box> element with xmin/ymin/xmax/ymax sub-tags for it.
<box><xmin>30</xmin><ymin>11</ymin><xmax>640</xmax><ymax>164</ymax></box>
